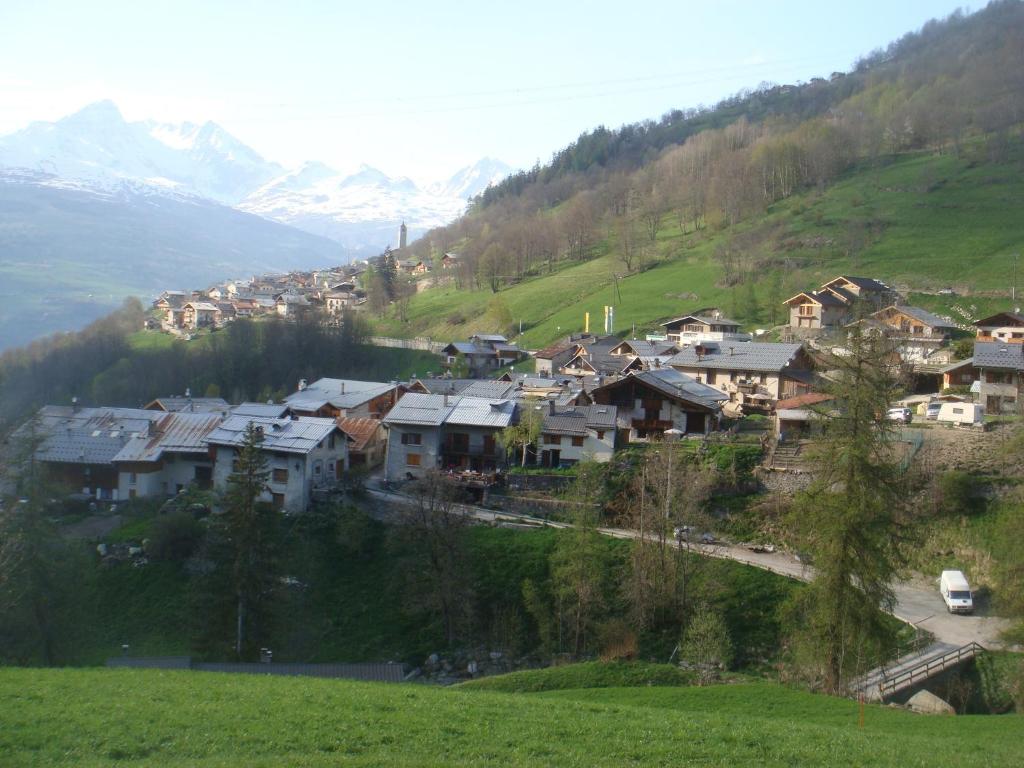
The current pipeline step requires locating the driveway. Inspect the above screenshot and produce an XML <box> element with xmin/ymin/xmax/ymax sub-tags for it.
<box><xmin>367</xmin><ymin>486</ymin><xmax>1012</xmax><ymax>650</ymax></box>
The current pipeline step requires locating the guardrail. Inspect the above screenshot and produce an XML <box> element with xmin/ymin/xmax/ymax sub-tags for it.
<box><xmin>874</xmin><ymin>641</ymin><xmax>984</xmax><ymax>699</ymax></box>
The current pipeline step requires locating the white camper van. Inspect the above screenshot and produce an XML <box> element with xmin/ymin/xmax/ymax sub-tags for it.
<box><xmin>940</xmin><ymin>570</ymin><xmax>974</xmax><ymax>614</ymax></box>
<box><xmin>936</xmin><ymin>402</ymin><xmax>984</xmax><ymax>426</ymax></box>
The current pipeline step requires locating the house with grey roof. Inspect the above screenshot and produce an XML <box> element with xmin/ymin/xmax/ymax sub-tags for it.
<box><xmin>785</xmin><ymin>275</ymin><xmax>896</xmax><ymax>332</ymax></box>
<box><xmin>206</xmin><ymin>415</ymin><xmax>346</xmax><ymax>512</ymax></box>
<box><xmin>537</xmin><ymin>403</ymin><xmax>618</xmax><ymax>467</ymax></box>
<box><xmin>589</xmin><ymin>368</ymin><xmax>728</xmax><ymax>441</ymax></box>
<box><xmin>442</xmin><ymin>334</ymin><xmax>524</xmax><ymax>376</ymax></box>
<box><xmin>284</xmin><ymin>378</ymin><xmax>400</xmax><ymax>420</ymax></box>
<box><xmin>973</xmin><ymin>341</ymin><xmax>1024</xmax><ymax>414</ymax></box>
<box><xmin>973</xmin><ymin>311</ymin><xmax>1024</xmax><ymax>343</ymax></box>
<box><xmin>382</xmin><ymin>393</ymin><xmax>517</xmax><ymax>481</ymax></box>
<box><xmin>660</xmin><ymin>311</ymin><xmax>749</xmax><ymax>346</ymax></box>
<box><xmin>144</xmin><ymin>396</ymin><xmax>230</xmax><ymax>414</ymax></box>
<box><xmin>849</xmin><ymin>305</ymin><xmax>957</xmax><ymax>363</ymax></box>
<box><xmin>666</xmin><ymin>341</ymin><xmax>813</xmax><ymax>405</ymax></box>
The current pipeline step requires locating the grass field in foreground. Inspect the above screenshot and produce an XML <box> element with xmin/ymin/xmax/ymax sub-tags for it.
<box><xmin>1</xmin><ymin>667</ymin><xmax>1020</xmax><ymax>767</ymax></box>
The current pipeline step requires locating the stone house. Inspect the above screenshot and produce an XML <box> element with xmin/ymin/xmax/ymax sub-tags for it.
<box><xmin>666</xmin><ymin>341</ymin><xmax>813</xmax><ymax>404</ymax></box>
<box><xmin>973</xmin><ymin>341</ymin><xmax>1024</xmax><ymax>414</ymax></box>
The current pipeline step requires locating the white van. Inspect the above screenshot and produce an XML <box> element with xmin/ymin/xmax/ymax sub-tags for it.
<box><xmin>936</xmin><ymin>402</ymin><xmax>984</xmax><ymax>426</ymax></box>
<box><xmin>940</xmin><ymin>570</ymin><xmax>974</xmax><ymax>614</ymax></box>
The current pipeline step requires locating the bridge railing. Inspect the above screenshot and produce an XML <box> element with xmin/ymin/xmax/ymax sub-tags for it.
<box><xmin>875</xmin><ymin>641</ymin><xmax>984</xmax><ymax>699</ymax></box>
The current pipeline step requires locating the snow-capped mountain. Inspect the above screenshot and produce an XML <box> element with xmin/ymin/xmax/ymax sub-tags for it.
<box><xmin>0</xmin><ymin>101</ymin><xmax>512</xmax><ymax>252</ymax></box>
<box><xmin>432</xmin><ymin>157</ymin><xmax>512</xmax><ymax>200</ymax></box>
<box><xmin>0</xmin><ymin>101</ymin><xmax>283</xmax><ymax>204</ymax></box>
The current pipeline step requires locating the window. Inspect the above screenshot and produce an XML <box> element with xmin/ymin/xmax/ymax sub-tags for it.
<box><xmin>596</xmin><ymin>430</ymin><xmax>606</xmax><ymax>440</ymax></box>
<box><xmin>271</xmin><ymin>493</ymin><xmax>285</xmax><ymax>510</ymax></box>
<box><xmin>128</xmin><ymin>472</ymin><xmax>137</xmax><ymax>485</ymax></box>
<box><xmin>545</xmin><ymin>434</ymin><xmax>561</xmax><ymax>445</ymax></box>
<box><xmin>272</xmin><ymin>468</ymin><xmax>289</xmax><ymax>484</ymax></box>
<box><xmin>799</xmin><ymin>304</ymin><xmax>814</xmax><ymax>316</ymax></box>
<box><xmin>572</xmin><ymin>436</ymin><xmax>584</xmax><ymax>447</ymax></box>
<box><xmin>329</xmin><ymin>433</ymin><xmax>336</xmax><ymax>449</ymax></box>
<box><xmin>401</xmin><ymin>432</ymin><xmax>422</xmax><ymax>445</ymax></box>
<box><xmin>406</xmin><ymin>453</ymin><xmax>421</xmax><ymax>466</ymax></box>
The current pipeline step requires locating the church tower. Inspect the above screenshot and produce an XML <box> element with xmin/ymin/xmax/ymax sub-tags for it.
<box><xmin>399</xmin><ymin>221</ymin><xmax>408</xmax><ymax>250</ymax></box>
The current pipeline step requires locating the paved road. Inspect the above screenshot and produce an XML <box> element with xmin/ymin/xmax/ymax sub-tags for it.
<box><xmin>366</xmin><ymin>487</ymin><xmax>1012</xmax><ymax>651</ymax></box>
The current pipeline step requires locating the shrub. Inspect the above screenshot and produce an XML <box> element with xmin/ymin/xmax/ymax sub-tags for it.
<box><xmin>681</xmin><ymin>604</ymin><xmax>733</xmax><ymax>685</ymax></box>
<box><xmin>149</xmin><ymin>511</ymin><xmax>205</xmax><ymax>561</ymax></box>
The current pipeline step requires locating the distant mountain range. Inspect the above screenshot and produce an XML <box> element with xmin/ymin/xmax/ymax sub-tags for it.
<box><xmin>0</xmin><ymin>101</ymin><xmax>511</xmax><ymax>252</ymax></box>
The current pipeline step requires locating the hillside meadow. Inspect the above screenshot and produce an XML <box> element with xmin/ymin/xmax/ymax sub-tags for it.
<box><xmin>0</xmin><ymin>667</ymin><xmax>1021</xmax><ymax>766</ymax></box>
<box><xmin>374</xmin><ymin>146</ymin><xmax>1024</xmax><ymax>349</ymax></box>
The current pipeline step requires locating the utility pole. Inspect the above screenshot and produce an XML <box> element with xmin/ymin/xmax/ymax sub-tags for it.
<box><xmin>1013</xmin><ymin>253</ymin><xmax>1019</xmax><ymax>305</ymax></box>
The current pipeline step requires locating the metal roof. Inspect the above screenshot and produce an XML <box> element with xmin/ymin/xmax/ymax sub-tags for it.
<box><xmin>205</xmin><ymin>415</ymin><xmax>337</xmax><ymax>455</ymax></box>
<box><xmin>145</xmin><ymin>396</ymin><xmax>230</xmax><ymax>413</ymax></box>
<box><xmin>973</xmin><ymin>341</ymin><xmax>1024</xmax><ymax>371</ymax></box>
<box><xmin>113</xmin><ymin>412</ymin><xmax>224</xmax><ymax>463</ymax></box>
<box><xmin>408</xmin><ymin>378</ymin><xmax>477</xmax><ymax>395</ymax></box>
<box><xmin>446</xmin><ymin>397</ymin><xmax>517</xmax><ymax>428</ymax></box>
<box><xmin>285</xmin><ymin>378</ymin><xmax>396</xmax><ymax>412</ymax></box>
<box><xmin>32</xmin><ymin>407</ymin><xmax>168</xmax><ymax>465</ymax></box>
<box><xmin>231</xmin><ymin>402</ymin><xmax>291</xmax><ymax>418</ymax></box>
<box><xmin>336</xmin><ymin>417</ymin><xmax>382</xmax><ymax>452</ymax></box>
<box><xmin>826</xmin><ymin>275</ymin><xmax>890</xmax><ymax>292</ymax></box>
<box><xmin>662</xmin><ymin>314</ymin><xmax>741</xmax><ymax>328</ymax></box>
<box><xmin>383</xmin><ymin>393</ymin><xmax>456</xmax><ymax>426</ymax></box>
<box><xmin>461</xmin><ymin>380</ymin><xmax>517</xmax><ymax>399</ymax></box>
<box><xmin>667</xmin><ymin>342</ymin><xmax>805</xmax><ymax>373</ymax></box>
<box><xmin>470</xmin><ymin>334</ymin><xmax>508</xmax><ymax>343</ymax></box>
<box><xmin>784</xmin><ymin>290</ymin><xmax>846</xmax><ymax>307</ymax></box>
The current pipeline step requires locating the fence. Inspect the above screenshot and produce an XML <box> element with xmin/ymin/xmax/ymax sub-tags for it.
<box><xmin>367</xmin><ymin>336</ymin><xmax>446</xmax><ymax>354</ymax></box>
<box><xmin>872</xmin><ymin>642</ymin><xmax>984</xmax><ymax>700</ymax></box>
<box><xmin>107</xmin><ymin>656</ymin><xmax>407</xmax><ymax>682</ymax></box>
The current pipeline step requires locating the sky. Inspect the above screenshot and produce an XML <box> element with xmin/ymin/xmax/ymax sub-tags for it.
<box><xmin>0</xmin><ymin>0</ymin><xmax>977</xmax><ymax>184</ymax></box>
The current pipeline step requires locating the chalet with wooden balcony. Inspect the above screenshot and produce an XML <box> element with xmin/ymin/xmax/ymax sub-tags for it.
<box><xmin>284</xmin><ymin>378</ymin><xmax>401</xmax><ymax>420</ymax></box>
<box><xmin>588</xmin><ymin>368</ymin><xmax>727</xmax><ymax>441</ymax></box>
<box><xmin>973</xmin><ymin>311</ymin><xmax>1024</xmax><ymax>343</ymax></box>
<box><xmin>849</xmin><ymin>305</ymin><xmax>957</xmax><ymax>363</ymax></box>
<box><xmin>666</xmin><ymin>341</ymin><xmax>813</xmax><ymax>405</ymax></box>
<box><xmin>660</xmin><ymin>310</ymin><xmax>750</xmax><ymax>346</ymax></box>
<box><xmin>785</xmin><ymin>275</ymin><xmax>895</xmax><ymax>331</ymax></box>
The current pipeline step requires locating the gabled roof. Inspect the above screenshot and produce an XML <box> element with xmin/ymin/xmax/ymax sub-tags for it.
<box><xmin>407</xmin><ymin>378</ymin><xmax>477</xmax><ymax>395</ymax></box>
<box><xmin>534</xmin><ymin>339</ymin><xmax>576</xmax><ymax>360</ymax></box>
<box><xmin>973</xmin><ymin>341</ymin><xmax>1024</xmax><ymax>371</ymax></box>
<box><xmin>470</xmin><ymin>334</ymin><xmax>508</xmax><ymax>343</ymax></box>
<box><xmin>32</xmin><ymin>407</ymin><xmax>167</xmax><ymax>465</ymax></box>
<box><xmin>774</xmin><ymin>392</ymin><xmax>834</xmax><ymax>410</ymax></box>
<box><xmin>630</xmin><ymin>368</ymin><xmax>729</xmax><ymax>409</ymax></box>
<box><xmin>446</xmin><ymin>397</ymin><xmax>517</xmax><ymax>428</ymax></box>
<box><xmin>875</xmin><ymin>305</ymin><xmax>956</xmax><ymax>329</ymax></box>
<box><xmin>783</xmin><ymin>290</ymin><xmax>846</xmax><ymax>308</ymax></box>
<box><xmin>610</xmin><ymin>339</ymin><xmax>679</xmax><ymax>357</ymax></box>
<box><xmin>667</xmin><ymin>342</ymin><xmax>806</xmax><ymax>373</ymax></box>
<box><xmin>206</xmin><ymin>415</ymin><xmax>338</xmax><ymax>455</ymax></box>
<box><xmin>231</xmin><ymin>402</ymin><xmax>291</xmax><ymax>418</ymax></box>
<box><xmin>973</xmin><ymin>311</ymin><xmax>1024</xmax><ymax>327</ymax></box>
<box><xmin>444</xmin><ymin>341</ymin><xmax>490</xmax><ymax>355</ymax></box>
<box><xmin>460</xmin><ymin>380</ymin><xmax>518</xmax><ymax>399</ymax></box>
<box><xmin>144</xmin><ymin>396</ymin><xmax>230</xmax><ymax>413</ymax></box>
<box><xmin>383</xmin><ymin>393</ymin><xmax>456</xmax><ymax>427</ymax></box>
<box><xmin>185</xmin><ymin>301</ymin><xmax>219</xmax><ymax>312</ymax></box>
<box><xmin>542</xmin><ymin>405</ymin><xmax>618</xmax><ymax>436</ymax></box>
<box><xmin>284</xmin><ymin>378</ymin><xmax>396</xmax><ymax>412</ymax></box>
<box><xmin>823</xmin><ymin>275</ymin><xmax>891</xmax><ymax>292</ymax></box>
<box><xmin>113</xmin><ymin>412</ymin><xmax>224</xmax><ymax>464</ymax></box>
<box><xmin>662</xmin><ymin>314</ymin><xmax>742</xmax><ymax>329</ymax></box>
<box><xmin>336</xmin><ymin>417</ymin><xmax>382</xmax><ymax>452</ymax></box>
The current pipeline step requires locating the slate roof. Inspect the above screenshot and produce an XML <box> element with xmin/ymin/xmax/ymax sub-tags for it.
<box><xmin>785</xmin><ymin>290</ymin><xmax>846</xmax><ymax>307</ymax></box>
<box><xmin>879</xmin><ymin>306</ymin><xmax>956</xmax><ymax>329</ymax></box>
<box><xmin>611</xmin><ymin>340</ymin><xmax>679</xmax><ymax>357</ymax></box>
<box><xmin>667</xmin><ymin>342</ymin><xmax>805</xmax><ymax>373</ymax></box>
<box><xmin>446</xmin><ymin>341</ymin><xmax>489</xmax><ymax>355</ymax></box>
<box><xmin>973</xmin><ymin>311</ymin><xmax>1024</xmax><ymax>327</ymax></box>
<box><xmin>113</xmin><ymin>412</ymin><xmax>224</xmax><ymax>463</ymax></box>
<box><xmin>186</xmin><ymin>301</ymin><xmax>219</xmax><ymax>311</ymax></box>
<box><xmin>336</xmin><ymin>417</ymin><xmax>382</xmax><ymax>452</ymax></box>
<box><xmin>205</xmin><ymin>416</ymin><xmax>337</xmax><ymax>455</ymax></box>
<box><xmin>470</xmin><ymin>334</ymin><xmax>508</xmax><ymax>343</ymax></box>
<box><xmin>542</xmin><ymin>405</ymin><xmax>618</xmax><ymax>436</ymax></box>
<box><xmin>383</xmin><ymin>393</ymin><xmax>516</xmax><ymax>428</ymax></box>
<box><xmin>774</xmin><ymin>393</ymin><xmax>834</xmax><ymax>410</ymax></box>
<box><xmin>284</xmin><ymin>378</ymin><xmax>396</xmax><ymax>412</ymax></box>
<box><xmin>825</xmin><ymin>275</ymin><xmax>890</xmax><ymax>292</ymax></box>
<box><xmin>534</xmin><ymin>339</ymin><xmax>575</xmax><ymax>359</ymax></box>
<box><xmin>973</xmin><ymin>342</ymin><xmax>1024</xmax><ymax>371</ymax></box>
<box><xmin>32</xmin><ymin>407</ymin><xmax>167</xmax><ymax>465</ymax></box>
<box><xmin>629</xmin><ymin>368</ymin><xmax>729</xmax><ymax>409</ymax></box>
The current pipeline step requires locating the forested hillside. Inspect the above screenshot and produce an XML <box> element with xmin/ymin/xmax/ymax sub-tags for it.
<box><xmin>382</xmin><ymin>2</ymin><xmax>1024</xmax><ymax>345</ymax></box>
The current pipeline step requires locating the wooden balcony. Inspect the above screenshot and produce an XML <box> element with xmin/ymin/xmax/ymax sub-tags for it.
<box><xmin>631</xmin><ymin>418</ymin><xmax>674</xmax><ymax>431</ymax></box>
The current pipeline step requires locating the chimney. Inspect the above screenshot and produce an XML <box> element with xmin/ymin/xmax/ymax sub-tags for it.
<box><xmin>728</xmin><ymin>346</ymin><xmax>735</xmax><ymax>356</ymax></box>
<box><xmin>443</xmin><ymin>392</ymin><xmax>449</xmax><ymax>407</ymax></box>
<box><xmin>341</xmin><ymin>382</ymin><xmax>345</xmax><ymax>394</ymax></box>
<box><xmin>298</xmin><ymin>378</ymin><xmax>307</xmax><ymax>391</ymax></box>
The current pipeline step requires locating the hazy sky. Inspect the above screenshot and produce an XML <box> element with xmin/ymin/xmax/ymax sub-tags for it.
<box><xmin>1</xmin><ymin>0</ymin><xmax>975</xmax><ymax>183</ymax></box>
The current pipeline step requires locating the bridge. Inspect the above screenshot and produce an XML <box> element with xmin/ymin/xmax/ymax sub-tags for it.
<box><xmin>851</xmin><ymin>641</ymin><xmax>985</xmax><ymax>702</ymax></box>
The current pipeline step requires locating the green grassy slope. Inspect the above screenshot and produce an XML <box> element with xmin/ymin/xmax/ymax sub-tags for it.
<box><xmin>378</xmin><ymin>147</ymin><xmax>1024</xmax><ymax>348</ymax></box>
<box><xmin>1</xmin><ymin>668</ymin><xmax>1020</xmax><ymax>766</ymax></box>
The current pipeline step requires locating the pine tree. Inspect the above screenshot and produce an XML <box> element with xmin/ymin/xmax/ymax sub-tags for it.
<box><xmin>784</xmin><ymin>328</ymin><xmax>907</xmax><ymax>694</ymax></box>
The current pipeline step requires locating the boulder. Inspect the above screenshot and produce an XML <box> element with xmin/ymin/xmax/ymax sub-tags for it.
<box><xmin>907</xmin><ymin>690</ymin><xmax>956</xmax><ymax>715</ymax></box>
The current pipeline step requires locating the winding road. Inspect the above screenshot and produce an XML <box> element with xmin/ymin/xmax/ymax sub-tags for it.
<box><xmin>366</xmin><ymin>487</ymin><xmax>1012</xmax><ymax>651</ymax></box>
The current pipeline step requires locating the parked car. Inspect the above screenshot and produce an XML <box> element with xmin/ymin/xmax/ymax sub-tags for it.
<box><xmin>886</xmin><ymin>406</ymin><xmax>913</xmax><ymax>424</ymax></box>
<box><xmin>940</xmin><ymin>570</ymin><xmax>974</xmax><ymax>614</ymax></box>
<box><xmin>925</xmin><ymin>402</ymin><xmax>942</xmax><ymax>420</ymax></box>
